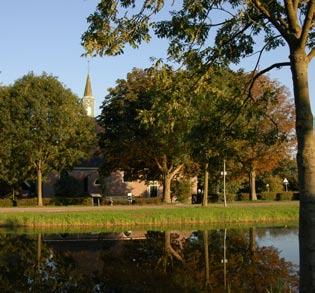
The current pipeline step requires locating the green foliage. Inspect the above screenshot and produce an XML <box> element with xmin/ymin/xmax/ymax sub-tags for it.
<box><xmin>98</xmin><ymin>67</ymin><xmax>196</xmax><ymax>196</ymax></box>
<box><xmin>260</xmin><ymin>192</ymin><xmax>299</xmax><ymax>201</ymax></box>
<box><xmin>272</xmin><ymin>158</ymin><xmax>298</xmax><ymax>191</ymax></box>
<box><xmin>82</xmin><ymin>1</ymin><xmax>314</xmax><ymax>208</ymax></box>
<box><xmin>82</xmin><ymin>1</ymin><xmax>314</xmax><ymax>68</ymax></box>
<box><xmin>0</xmin><ymin>73</ymin><xmax>96</xmax><ymax>201</ymax></box>
<box><xmin>0</xmin><ymin>197</ymin><xmax>91</xmax><ymax>207</ymax></box>
<box><xmin>237</xmin><ymin>191</ymin><xmax>299</xmax><ymax>201</ymax></box>
<box><xmin>218</xmin><ymin>193</ymin><xmax>236</xmax><ymax>202</ymax></box>
<box><xmin>172</xmin><ymin>179</ymin><xmax>192</xmax><ymax>203</ymax></box>
<box><xmin>237</xmin><ymin>193</ymin><xmax>251</xmax><ymax>201</ymax></box>
<box><xmin>267</xmin><ymin>176</ymin><xmax>285</xmax><ymax>192</ymax></box>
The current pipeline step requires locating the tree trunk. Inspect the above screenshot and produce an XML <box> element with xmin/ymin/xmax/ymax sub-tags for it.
<box><xmin>290</xmin><ymin>51</ymin><xmax>315</xmax><ymax>292</ymax></box>
<box><xmin>162</xmin><ymin>174</ymin><xmax>172</xmax><ymax>203</ymax></box>
<box><xmin>203</xmin><ymin>163</ymin><xmax>209</xmax><ymax>206</ymax></box>
<box><xmin>204</xmin><ymin>230</ymin><xmax>210</xmax><ymax>288</ymax></box>
<box><xmin>37</xmin><ymin>233</ymin><xmax>42</xmax><ymax>269</ymax></box>
<box><xmin>249</xmin><ymin>227</ymin><xmax>256</xmax><ymax>255</ymax></box>
<box><xmin>37</xmin><ymin>161</ymin><xmax>43</xmax><ymax>206</ymax></box>
<box><xmin>249</xmin><ymin>169</ymin><xmax>257</xmax><ymax>201</ymax></box>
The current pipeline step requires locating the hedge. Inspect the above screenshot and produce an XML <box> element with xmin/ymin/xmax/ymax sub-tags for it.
<box><xmin>0</xmin><ymin>196</ymin><xmax>163</xmax><ymax>207</ymax></box>
<box><xmin>102</xmin><ymin>196</ymin><xmax>162</xmax><ymax>205</ymax></box>
<box><xmin>237</xmin><ymin>192</ymin><xmax>299</xmax><ymax>201</ymax></box>
<box><xmin>0</xmin><ymin>197</ymin><xmax>91</xmax><ymax>207</ymax></box>
<box><xmin>260</xmin><ymin>191</ymin><xmax>299</xmax><ymax>201</ymax></box>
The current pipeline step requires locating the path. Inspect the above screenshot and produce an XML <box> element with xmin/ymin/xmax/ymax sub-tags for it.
<box><xmin>0</xmin><ymin>201</ymin><xmax>299</xmax><ymax>213</ymax></box>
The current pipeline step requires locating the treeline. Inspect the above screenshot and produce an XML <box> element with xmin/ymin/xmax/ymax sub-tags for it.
<box><xmin>0</xmin><ymin>68</ymin><xmax>296</xmax><ymax>206</ymax></box>
<box><xmin>98</xmin><ymin>65</ymin><xmax>296</xmax><ymax>204</ymax></box>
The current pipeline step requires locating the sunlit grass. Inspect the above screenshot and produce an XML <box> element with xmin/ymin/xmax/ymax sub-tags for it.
<box><xmin>0</xmin><ymin>203</ymin><xmax>299</xmax><ymax>228</ymax></box>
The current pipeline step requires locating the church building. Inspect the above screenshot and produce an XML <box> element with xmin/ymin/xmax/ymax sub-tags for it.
<box><xmin>43</xmin><ymin>74</ymin><xmax>165</xmax><ymax>198</ymax></box>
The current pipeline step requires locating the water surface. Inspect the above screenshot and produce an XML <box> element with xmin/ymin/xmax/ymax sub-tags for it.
<box><xmin>0</xmin><ymin>226</ymin><xmax>298</xmax><ymax>292</ymax></box>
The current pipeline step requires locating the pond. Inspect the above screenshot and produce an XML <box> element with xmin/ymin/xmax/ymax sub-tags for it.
<box><xmin>0</xmin><ymin>226</ymin><xmax>298</xmax><ymax>292</ymax></box>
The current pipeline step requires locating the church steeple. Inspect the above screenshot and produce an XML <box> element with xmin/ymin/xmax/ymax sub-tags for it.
<box><xmin>82</xmin><ymin>73</ymin><xmax>95</xmax><ymax>118</ymax></box>
<box><xmin>84</xmin><ymin>74</ymin><xmax>93</xmax><ymax>97</ymax></box>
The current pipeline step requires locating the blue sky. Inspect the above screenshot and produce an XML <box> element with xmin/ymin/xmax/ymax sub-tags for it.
<box><xmin>0</xmin><ymin>0</ymin><xmax>314</xmax><ymax>116</ymax></box>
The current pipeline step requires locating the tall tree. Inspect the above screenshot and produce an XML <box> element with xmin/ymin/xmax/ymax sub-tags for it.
<box><xmin>0</xmin><ymin>86</ymin><xmax>34</xmax><ymax>197</ymax></box>
<box><xmin>82</xmin><ymin>3</ymin><xmax>314</xmax><ymax>286</ymax></box>
<box><xmin>234</xmin><ymin>77</ymin><xmax>295</xmax><ymax>200</ymax></box>
<box><xmin>188</xmin><ymin>68</ymin><xmax>249</xmax><ymax>205</ymax></box>
<box><xmin>0</xmin><ymin>73</ymin><xmax>96</xmax><ymax>206</ymax></box>
<box><xmin>98</xmin><ymin>67</ymin><xmax>195</xmax><ymax>203</ymax></box>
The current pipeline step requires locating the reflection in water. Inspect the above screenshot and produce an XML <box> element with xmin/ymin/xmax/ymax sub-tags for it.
<box><xmin>0</xmin><ymin>227</ymin><xmax>298</xmax><ymax>292</ymax></box>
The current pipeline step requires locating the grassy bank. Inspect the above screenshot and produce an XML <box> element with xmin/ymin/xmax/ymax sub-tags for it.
<box><xmin>0</xmin><ymin>202</ymin><xmax>299</xmax><ymax>228</ymax></box>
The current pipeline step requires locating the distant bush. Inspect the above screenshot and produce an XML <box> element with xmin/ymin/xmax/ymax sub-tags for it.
<box><xmin>52</xmin><ymin>197</ymin><xmax>91</xmax><ymax>206</ymax></box>
<box><xmin>260</xmin><ymin>191</ymin><xmax>299</xmax><ymax>201</ymax></box>
<box><xmin>0</xmin><ymin>198</ymin><xmax>53</xmax><ymax>207</ymax></box>
<box><xmin>208</xmin><ymin>193</ymin><xmax>236</xmax><ymax>202</ymax></box>
<box><xmin>172</xmin><ymin>179</ymin><xmax>192</xmax><ymax>203</ymax></box>
<box><xmin>236</xmin><ymin>191</ymin><xmax>299</xmax><ymax>201</ymax></box>
<box><xmin>133</xmin><ymin>197</ymin><xmax>162</xmax><ymax>205</ymax></box>
<box><xmin>237</xmin><ymin>193</ymin><xmax>250</xmax><ymax>201</ymax></box>
<box><xmin>218</xmin><ymin>193</ymin><xmax>236</xmax><ymax>202</ymax></box>
<box><xmin>0</xmin><ymin>197</ymin><xmax>92</xmax><ymax>207</ymax></box>
<box><xmin>208</xmin><ymin>193</ymin><xmax>219</xmax><ymax>203</ymax></box>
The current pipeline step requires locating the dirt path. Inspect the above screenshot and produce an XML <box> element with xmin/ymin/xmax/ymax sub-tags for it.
<box><xmin>0</xmin><ymin>201</ymin><xmax>299</xmax><ymax>213</ymax></box>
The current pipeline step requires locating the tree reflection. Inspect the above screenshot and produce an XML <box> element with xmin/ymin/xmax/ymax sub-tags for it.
<box><xmin>0</xmin><ymin>228</ymin><xmax>298</xmax><ymax>292</ymax></box>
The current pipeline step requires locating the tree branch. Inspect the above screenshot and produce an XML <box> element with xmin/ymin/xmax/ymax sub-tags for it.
<box><xmin>293</xmin><ymin>0</ymin><xmax>300</xmax><ymax>10</ymax></box>
<box><xmin>170</xmin><ymin>164</ymin><xmax>184</xmax><ymax>178</ymax></box>
<box><xmin>167</xmin><ymin>245</ymin><xmax>183</xmax><ymax>262</ymax></box>
<box><xmin>226</xmin><ymin>61</ymin><xmax>291</xmax><ymax>130</ymax></box>
<box><xmin>249</xmin><ymin>35</ymin><xmax>282</xmax><ymax>79</ymax></box>
<box><xmin>300</xmin><ymin>0</ymin><xmax>315</xmax><ymax>46</ymax></box>
<box><xmin>252</xmin><ymin>0</ymin><xmax>290</xmax><ymax>41</ymax></box>
<box><xmin>155</xmin><ymin>158</ymin><xmax>163</xmax><ymax>172</ymax></box>
<box><xmin>285</xmin><ymin>0</ymin><xmax>301</xmax><ymax>36</ymax></box>
<box><xmin>248</xmin><ymin>62</ymin><xmax>292</xmax><ymax>94</ymax></box>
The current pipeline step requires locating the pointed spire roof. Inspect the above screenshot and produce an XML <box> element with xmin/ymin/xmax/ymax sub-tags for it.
<box><xmin>84</xmin><ymin>74</ymin><xmax>93</xmax><ymax>97</ymax></box>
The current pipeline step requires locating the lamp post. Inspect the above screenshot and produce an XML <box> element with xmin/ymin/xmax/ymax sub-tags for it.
<box><xmin>221</xmin><ymin>229</ymin><xmax>228</xmax><ymax>289</ymax></box>
<box><xmin>283</xmin><ymin>178</ymin><xmax>289</xmax><ymax>192</ymax></box>
<box><xmin>266</xmin><ymin>183</ymin><xmax>270</xmax><ymax>193</ymax></box>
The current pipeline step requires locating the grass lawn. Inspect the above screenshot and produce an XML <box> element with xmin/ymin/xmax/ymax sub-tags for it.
<box><xmin>0</xmin><ymin>201</ymin><xmax>299</xmax><ymax>229</ymax></box>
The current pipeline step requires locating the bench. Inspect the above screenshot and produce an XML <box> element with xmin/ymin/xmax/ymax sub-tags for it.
<box><xmin>90</xmin><ymin>193</ymin><xmax>102</xmax><ymax>206</ymax></box>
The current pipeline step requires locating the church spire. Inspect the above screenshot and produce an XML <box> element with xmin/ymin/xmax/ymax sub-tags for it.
<box><xmin>82</xmin><ymin>70</ymin><xmax>95</xmax><ymax>118</ymax></box>
<box><xmin>84</xmin><ymin>74</ymin><xmax>93</xmax><ymax>97</ymax></box>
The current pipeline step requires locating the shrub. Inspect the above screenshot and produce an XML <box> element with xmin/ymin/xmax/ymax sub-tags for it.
<box><xmin>218</xmin><ymin>193</ymin><xmax>236</xmax><ymax>202</ymax></box>
<box><xmin>260</xmin><ymin>191</ymin><xmax>299</xmax><ymax>201</ymax></box>
<box><xmin>208</xmin><ymin>193</ymin><xmax>236</xmax><ymax>202</ymax></box>
<box><xmin>52</xmin><ymin>197</ymin><xmax>91</xmax><ymax>206</ymax></box>
<box><xmin>237</xmin><ymin>193</ymin><xmax>250</xmax><ymax>201</ymax></box>
<box><xmin>133</xmin><ymin>197</ymin><xmax>162</xmax><ymax>205</ymax></box>
<box><xmin>172</xmin><ymin>179</ymin><xmax>192</xmax><ymax>203</ymax></box>
<box><xmin>0</xmin><ymin>198</ymin><xmax>53</xmax><ymax>207</ymax></box>
<box><xmin>208</xmin><ymin>193</ymin><xmax>219</xmax><ymax>203</ymax></box>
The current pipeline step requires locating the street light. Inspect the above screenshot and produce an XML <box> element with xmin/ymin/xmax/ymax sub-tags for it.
<box><xmin>283</xmin><ymin>178</ymin><xmax>289</xmax><ymax>192</ymax></box>
<box><xmin>266</xmin><ymin>183</ymin><xmax>270</xmax><ymax>193</ymax></box>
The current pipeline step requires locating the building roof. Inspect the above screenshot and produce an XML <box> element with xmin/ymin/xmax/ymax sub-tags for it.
<box><xmin>84</xmin><ymin>74</ymin><xmax>93</xmax><ymax>97</ymax></box>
